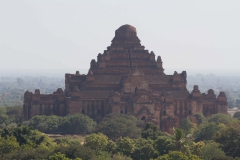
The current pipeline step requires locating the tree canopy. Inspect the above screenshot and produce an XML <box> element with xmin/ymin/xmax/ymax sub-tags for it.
<box><xmin>141</xmin><ymin>122</ymin><xmax>161</xmax><ymax>140</ymax></box>
<box><xmin>27</xmin><ymin>114</ymin><xmax>96</xmax><ymax>134</ymax></box>
<box><xmin>215</xmin><ymin>122</ymin><xmax>240</xmax><ymax>157</ymax></box>
<box><xmin>96</xmin><ymin>114</ymin><xmax>141</xmax><ymax>140</ymax></box>
<box><xmin>233</xmin><ymin>111</ymin><xmax>240</xmax><ymax>120</ymax></box>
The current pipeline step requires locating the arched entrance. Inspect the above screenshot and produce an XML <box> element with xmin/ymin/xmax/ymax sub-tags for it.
<box><xmin>135</xmin><ymin>87</ymin><xmax>138</xmax><ymax>93</ymax></box>
<box><xmin>82</xmin><ymin>109</ymin><xmax>85</xmax><ymax>114</ymax></box>
<box><xmin>141</xmin><ymin>116</ymin><xmax>146</xmax><ymax>120</ymax></box>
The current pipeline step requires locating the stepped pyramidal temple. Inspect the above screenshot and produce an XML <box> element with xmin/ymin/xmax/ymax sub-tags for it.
<box><xmin>23</xmin><ymin>24</ymin><xmax>228</xmax><ymax>133</ymax></box>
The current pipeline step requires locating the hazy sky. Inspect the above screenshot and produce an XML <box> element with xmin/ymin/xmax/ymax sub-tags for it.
<box><xmin>0</xmin><ymin>0</ymin><xmax>240</xmax><ymax>75</ymax></box>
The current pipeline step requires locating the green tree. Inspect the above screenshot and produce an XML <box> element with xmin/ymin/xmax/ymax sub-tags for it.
<box><xmin>154</xmin><ymin>151</ymin><xmax>200</xmax><ymax>160</ymax></box>
<box><xmin>215</xmin><ymin>122</ymin><xmax>240</xmax><ymax>157</ymax></box>
<box><xmin>54</xmin><ymin>144</ymin><xmax>97</xmax><ymax>160</ymax></box>
<box><xmin>28</xmin><ymin>115</ymin><xmax>60</xmax><ymax>133</ymax></box>
<box><xmin>194</xmin><ymin>122</ymin><xmax>221</xmax><ymax>142</ymax></box>
<box><xmin>236</xmin><ymin>99</ymin><xmax>240</xmax><ymax>109</ymax></box>
<box><xmin>0</xmin><ymin>136</ymin><xmax>19</xmax><ymax>154</ymax></box>
<box><xmin>173</xmin><ymin>128</ymin><xmax>184</xmax><ymax>151</ymax></box>
<box><xmin>106</xmin><ymin>139</ymin><xmax>117</xmax><ymax>154</ymax></box>
<box><xmin>189</xmin><ymin>141</ymin><xmax>205</xmax><ymax>156</ymax></box>
<box><xmin>84</xmin><ymin>133</ymin><xmax>109</xmax><ymax>154</ymax></box>
<box><xmin>154</xmin><ymin>136</ymin><xmax>174</xmax><ymax>156</ymax></box>
<box><xmin>2</xmin><ymin>148</ymin><xmax>52</xmax><ymax>160</ymax></box>
<box><xmin>172</xmin><ymin>128</ymin><xmax>194</xmax><ymax>155</ymax></box>
<box><xmin>6</xmin><ymin>106</ymin><xmax>23</xmax><ymax>124</ymax></box>
<box><xmin>0</xmin><ymin>125</ymin><xmax>56</xmax><ymax>149</ymax></box>
<box><xmin>207</xmin><ymin>113</ymin><xmax>235</xmax><ymax>125</ymax></box>
<box><xmin>193</xmin><ymin>113</ymin><xmax>206</xmax><ymax>125</ymax></box>
<box><xmin>59</xmin><ymin>114</ymin><xmax>96</xmax><ymax>133</ymax></box>
<box><xmin>116</xmin><ymin>137</ymin><xmax>136</xmax><ymax>156</ymax></box>
<box><xmin>97</xmin><ymin>151</ymin><xmax>111</xmax><ymax>160</ymax></box>
<box><xmin>199</xmin><ymin>142</ymin><xmax>225</xmax><ymax>160</ymax></box>
<box><xmin>54</xmin><ymin>137</ymin><xmax>81</xmax><ymax>147</ymax></box>
<box><xmin>112</xmin><ymin>153</ymin><xmax>133</xmax><ymax>160</ymax></box>
<box><xmin>132</xmin><ymin>138</ymin><xmax>158</xmax><ymax>160</ymax></box>
<box><xmin>49</xmin><ymin>152</ymin><xmax>71</xmax><ymax>160</ymax></box>
<box><xmin>0</xmin><ymin>107</ymin><xmax>8</xmax><ymax>126</ymax></box>
<box><xmin>179</xmin><ymin>118</ymin><xmax>194</xmax><ymax>134</ymax></box>
<box><xmin>96</xmin><ymin>114</ymin><xmax>141</xmax><ymax>140</ymax></box>
<box><xmin>0</xmin><ymin>107</ymin><xmax>7</xmax><ymax>115</ymax></box>
<box><xmin>233</xmin><ymin>111</ymin><xmax>240</xmax><ymax>120</ymax></box>
<box><xmin>28</xmin><ymin>114</ymin><xmax>96</xmax><ymax>134</ymax></box>
<box><xmin>141</xmin><ymin>123</ymin><xmax>161</xmax><ymax>140</ymax></box>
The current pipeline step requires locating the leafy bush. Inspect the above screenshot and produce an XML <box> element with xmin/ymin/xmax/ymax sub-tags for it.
<box><xmin>96</xmin><ymin>114</ymin><xmax>141</xmax><ymax>140</ymax></box>
<box><xmin>154</xmin><ymin>151</ymin><xmax>200</xmax><ymax>160</ymax></box>
<box><xmin>233</xmin><ymin>111</ymin><xmax>240</xmax><ymax>120</ymax></box>
<box><xmin>179</xmin><ymin>118</ymin><xmax>194</xmax><ymax>134</ymax></box>
<box><xmin>0</xmin><ymin>136</ymin><xmax>19</xmax><ymax>154</ymax></box>
<box><xmin>2</xmin><ymin>148</ymin><xmax>52</xmax><ymax>160</ymax></box>
<box><xmin>193</xmin><ymin>113</ymin><xmax>206</xmax><ymax>125</ymax></box>
<box><xmin>132</xmin><ymin>138</ymin><xmax>158</xmax><ymax>160</ymax></box>
<box><xmin>116</xmin><ymin>137</ymin><xmax>136</xmax><ymax>156</ymax></box>
<box><xmin>154</xmin><ymin>136</ymin><xmax>174</xmax><ymax>156</ymax></box>
<box><xmin>49</xmin><ymin>152</ymin><xmax>71</xmax><ymax>160</ymax></box>
<box><xmin>199</xmin><ymin>142</ymin><xmax>225</xmax><ymax>160</ymax></box>
<box><xmin>207</xmin><ymin>113</ymin><xmax>235</xmax><ymax>125</ymax></box>
<box><xmin>215</xmin><ymin>122</ymin><xmax>240</xmax><ymax>157</ymax></box>
<box><xmin>28</xmin><ymin>115</ymin><xmax>60</xmax><ymax>133</ymax></box>
<box><xmin>194</xmin><ymin>122</ymin><xmax>221</xmax><ymax>141</ymax></box>
<box><xmin>0</xmin><ymin>125</ymin><xmax>56</xmax><ymax>149</ymax></box>
<box><xmin>59</xmin><ymin>114</ymin><xmax>96</xmax><ymax>133</ymax></box>
<box><xmin>54</xmin><ymin>144</ymin><xmax>97</xmax><ymax>160</ymax></box>
<box><xmin>141</xmin><ymin>123</ymin><xmax>161</xmax><ymax>140</ymax></box>
<box><xmin>84</xmin><ymin>133</ymin><xmax>109</xmax><ymax>154</ymax></box>
<box><xmin>27</xmin><ymin>114</ymin><xmax>96</xmax><ymax>134</ymax></box>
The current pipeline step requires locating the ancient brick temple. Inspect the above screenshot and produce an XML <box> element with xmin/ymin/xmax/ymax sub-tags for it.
<box><xmin>23</xmin><ymin>24</ymin><xmax>228</xmax><ymax>133</ymax></box>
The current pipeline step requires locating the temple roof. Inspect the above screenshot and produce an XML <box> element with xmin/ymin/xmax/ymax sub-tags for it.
<box><xmin>117</xmin><ymin>24</ymin><xmax>136</xmax><ymax>32</ymax></box>
<box><xmin>111</xmin><ymin>24</ymin><xmax>141</xmax><ymax>48</ymax></box>
<box><xmin>89</xmin><ymin>25</ymin><xmax>165</xmax><ymax>75</ymax></box>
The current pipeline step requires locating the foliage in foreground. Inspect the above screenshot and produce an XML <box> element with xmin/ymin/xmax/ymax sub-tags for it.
<box><xmin>26</xmin><ymin>113</ymin><xmax>97</xmax><ymax>134</ymax></box>
<box><xmin>0</xmin><ymin>106</ymin><xmax>22</xmax><ymax>129</ymax></box>
<box><xmin>0</xmin><ymin>113</ymin><xmax>240</xmax><ymax>160</ymax></box>
<box><xmin>96</xmin><ymin>113</ymin><xmax>141</xmax><ymax>140</ymax></box>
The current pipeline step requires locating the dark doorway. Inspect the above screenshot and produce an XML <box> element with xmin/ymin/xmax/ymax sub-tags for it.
<box><xmin>141</xmin><ymin>116</ymin><xmax>146</xmax><ymax>120</ymax></box>
<box><xmin>188</xmin><ymin>110</ymin><xmax>192</xmax><ymax>115</ymax></box>
<box><xmin>135</xmin><ymin>87</ymin><xmax>138</xmax><ymax>93</ymax></box>
<box><xmin>163</xmin><ymin>110</ymin><xmax>166</xmax><ymax>115</ymax></box>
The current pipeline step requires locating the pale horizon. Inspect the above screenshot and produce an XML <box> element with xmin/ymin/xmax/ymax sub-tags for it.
<box><xmin>0</xmin><ymin>0</ymin><xmax>240</xmax><ymax>74</ymax></box>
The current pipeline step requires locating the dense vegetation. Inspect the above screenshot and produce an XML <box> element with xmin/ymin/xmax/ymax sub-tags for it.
<box><xmin>0</xmin><ymin>106</ymin><xmax>22</xmax><ymax>128</ymax></box>
<box><xmin>26</xmin><ymin>114</ymin><xmax>96</xmax><ymax>134</ymax></box>
<box><xmin>1</xmin><ymin>106</ymin><xmax>240</xmax><ymax>160</ymax></box>
<box><xmin>0</xmin><ymin>76</ymin><xmax>64</xmax><ymax>107</ymax></box>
